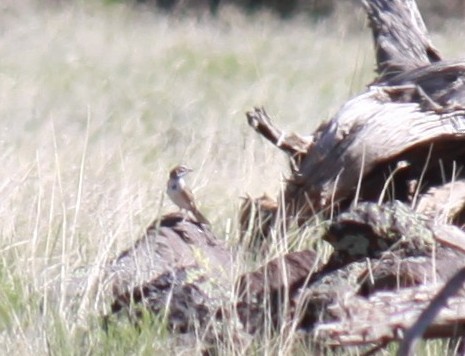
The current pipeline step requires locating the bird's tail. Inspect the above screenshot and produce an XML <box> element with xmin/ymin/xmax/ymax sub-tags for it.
<box><xmin>193</xmin><ymin>208</ymin><xmax>210</xmax><ymax>225</ymax></box>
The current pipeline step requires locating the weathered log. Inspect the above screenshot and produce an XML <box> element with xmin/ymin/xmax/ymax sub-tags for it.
<box><xmin>432</xmin><ymin>224</ymin><xmax>465</xmax><ymax>255</ymax></box>
<box><xmin>326</xmin><ymin>202</ymin><xmax>465</xmax><ymax>290</ymax></box>
<box><xmin>248</xmin><ymin>98</ymin><xmax>465</xmax><ymax>223</ymax></box>
<box><xmin>295</xmin><ymin>202</ymin><xmax>465</xmax><ymax>342</ymax></box>
<box><xmin>295</xmin><ymin>247</ymin><xmax>465</xmax><ymax>337</ymax></box>
<box><xmin>235</xmin><ymin>201</ymin><xmax>465</xmax><ymax>338</ymax></box>
<box><xmin>102</xmin><ymin>212</ymin><xmax>233</xmax><ymax>339</ymax></box>
<box><xmin>106</xmin><ymin>212</ymin><xmax>233</xmax><ymax>297</ymax></box>
<box><xmin>286</xmin><ymin>79</ymin><xmax>465</xmax><ymax>217</ymax></box>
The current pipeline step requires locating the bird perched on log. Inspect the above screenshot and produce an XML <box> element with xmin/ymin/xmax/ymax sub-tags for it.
<box><xmin>167</xmin><ymin>165</ymin><xmax>210</xmax><ymax>225</ymax></box>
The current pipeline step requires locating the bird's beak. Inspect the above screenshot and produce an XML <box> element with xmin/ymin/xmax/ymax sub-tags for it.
<box><xmin>180</xmin><ymin>167</ymin><xmax>193</xmax><ymax>177</ymax></box>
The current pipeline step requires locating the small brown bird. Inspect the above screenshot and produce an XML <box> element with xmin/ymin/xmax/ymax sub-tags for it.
<box><xmin>166</xmin><ymin>165</ymin><xmax>210</xmax><ymax>225</ymax></box>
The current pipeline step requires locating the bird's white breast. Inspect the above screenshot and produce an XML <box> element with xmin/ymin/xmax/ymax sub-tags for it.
<box><xmin>167</xmin><ymin>177</ymin><xmax>191</xmax><ymax>210</ymax></box>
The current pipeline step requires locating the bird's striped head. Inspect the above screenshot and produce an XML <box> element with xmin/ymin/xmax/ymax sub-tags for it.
<box><xmin>169</xmin><ymin>165</ymin><xmax>193</xmax><ymax>179</ymax></box>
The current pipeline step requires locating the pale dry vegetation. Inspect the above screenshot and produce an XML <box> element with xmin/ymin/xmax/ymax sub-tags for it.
<box><xmin>0</xmin><ymin>0</ymin><xmax>464</xmax><ymax>354</ymax></box>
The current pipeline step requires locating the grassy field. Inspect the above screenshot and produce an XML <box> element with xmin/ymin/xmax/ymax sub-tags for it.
<box><xmin>0</xmin><ymin>0</ymin><xmax>464</xmax><ymax>354</ymax></box>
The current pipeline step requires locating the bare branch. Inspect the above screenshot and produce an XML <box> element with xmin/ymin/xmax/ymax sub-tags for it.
<box><xmin>246</xmin><ymin>107</ymin><xmax>314</xmax><ymax>159</ymax></box>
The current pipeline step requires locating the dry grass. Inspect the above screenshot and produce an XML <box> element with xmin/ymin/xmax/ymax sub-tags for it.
<box><xmin>0</xmin><ymin>0</ymin><xmax>464</xmax><ymax>354</ymax></box>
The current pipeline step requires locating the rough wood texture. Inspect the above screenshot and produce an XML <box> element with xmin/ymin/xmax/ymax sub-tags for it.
<box><xmin>236</xmin><ymin>250</ymin><xmax>320</xmax><ymax>299</ymax></box>
<box><xmin>399</xmin><ymin>266</ymin><xmax>465</xmax><ymax>355</ymax></box>
<box><xmin>236</xmin><ymin>250</ymin><xmax>321</xmax><ymax>333</ymax></box>
<box><xmin>363</xmin><ymin>0</ymin><xmax>441</xmax><ymax>80</ymax></box>
<box><xmin>296</xmin><ymin>202</ymin><xmax>465</xmax><ymax>347</ymax></box>
<box><xmin>102</xmin><ymin>212</ymin><xmax>233</xmax><ymax>336</ymax></box>
<box><xmin>271</xmin><ymin>0</ymin><xmax>465</xmax><ymax>222</ymax></box>
<box><xmin>313</xmin><ymin>285</ymin><xmax>465</xmax><ymax>347</ymax></box>
<box><xmin>233</xmin><ymin>201</ymin><xmax>465</xmax><ymax>339</ymax></box>
<box><xmin>109</xmin><ymin>266</ymin><xmax>215</xmax><ymax>333</ymax></box>
<box><xmin>246</xmin><ymin>0</ymin><xmax>465</xmax><ymax>222</ymax></box>
<box><xmin>283</xmin><ymin>84</ymin><xmax>465</xmax><ymax>221</ymax></box>
<box><xmin>416</xmin><ymin>179</ymin><xmax>465</xmax><ymax>224</ymax></box>
<box><xmin>106</xmin><ymin>212</ymin><xmax>232</xmax><ymax>297</ymax></box>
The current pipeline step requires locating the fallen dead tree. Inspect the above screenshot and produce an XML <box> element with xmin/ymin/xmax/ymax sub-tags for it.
<box><xmin>242</xmin><ymin>0</ymin><xmax>465</xmax><ymax>352</ymax></box>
